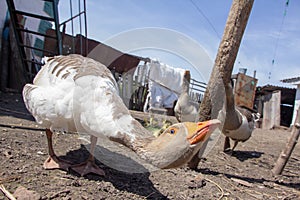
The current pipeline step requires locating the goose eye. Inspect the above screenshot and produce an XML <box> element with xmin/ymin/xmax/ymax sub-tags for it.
<box><xmin>170</xmin><ymin>129</ymin><xmax>176</xmax><ymax>134</ymax></box>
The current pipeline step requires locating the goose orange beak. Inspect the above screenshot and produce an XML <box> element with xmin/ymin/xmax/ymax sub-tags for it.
<box><xmin>186</xmin><ymin>119</ymin><xmax>221</xmax><ymax>145</ymax></box>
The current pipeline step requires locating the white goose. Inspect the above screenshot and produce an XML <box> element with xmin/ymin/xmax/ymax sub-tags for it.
<box><xmin>174</xmin><ymin>71</ymin><xmax>199</xmax><ymax>122</ymax></box>
<box><xmin>218</xmin><ymin>83</ymin><xmax>257</xmax><ymax>153</ymax></box>
<box><xmin>23</xmin><ymin>54</ymin><xmax>220</xmax><ymax>176</ymax></box>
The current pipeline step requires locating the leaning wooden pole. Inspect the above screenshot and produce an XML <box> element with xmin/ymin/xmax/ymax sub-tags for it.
<box><xmin>271</xmin><ymin>105</ymin><xmax>300</xmax><ymax>175</ymax></box>
<box><xmin>188</xmin><ymin>0</ymin><xmax>254</xmax><ymax>169</ymax></box>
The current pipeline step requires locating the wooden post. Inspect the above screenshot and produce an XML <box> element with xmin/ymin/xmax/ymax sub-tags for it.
<box><xmin>188</xmin><ymin>0</ymin><xmax>254</xmax><ymax>169</ymax></box>
<box><xmin>271</xmin><ymin>105</ymin><xmax>300</xmax><ymax>175</ymax></box>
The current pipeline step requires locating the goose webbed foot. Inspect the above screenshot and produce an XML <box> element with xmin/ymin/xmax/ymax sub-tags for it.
<box><xmin>223</xmin><ymin>139</ymin><xmax>239</xmax><ymax>155</ymax></box>
<box><xmin>44</xmin><ymin>129</ymin><xmax>72</xmax><ymax>170</ymax></box>
<box><xmin>231</xmin><ymin>140</ymin><xmax>239</xmax><ymax>152</ymax></box>
<box><xmin>70</xmin><ymin>135</ymin><xmax>105</xmax><ymax>177</ymax></box>
<box><xmin>223</xmin><ymin>148</ymin><xmax>233</xmax><ymax>155</ymax></box>
<box><xmin>70</xmin><ymin>157</ymin><xmax>105</xmax><ymax>177</ymax></box>
<box><xmin>43</xmin><ymin>155</ymin><xmax>72</xmax><ymax>171</ymax></box>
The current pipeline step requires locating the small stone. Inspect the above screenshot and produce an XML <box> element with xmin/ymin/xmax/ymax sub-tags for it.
<box><xmin>37</xmin><ymin>151</ymin><xmax>46</xmax><ymax>155</ymax></box>
<box><xmin>188</xmin><ymin>175</ymin><xmax>206</xmax><ymax>189</ymax></box>
<box><xmin>71</xmin><ymin>179</ymin><xmax>82</xmax><ymax>187</ymax></box>
<box><xmin>231</xmin><ymin>178</ymin><xmax>253</xmax><ymax>187</ymax></box>
<box><xmin>13</xmin><ymin>186</ymin><xmax>41</xmax><ymax>200</ymax></box>
<box><xmin>263</xmin><ymin>181</ymin><xmax>274</xmax><ymax>188</ymax></box>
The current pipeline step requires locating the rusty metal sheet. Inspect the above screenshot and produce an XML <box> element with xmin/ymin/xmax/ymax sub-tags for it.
<box><xmin>234</xmin><ymin>73</ymin><xmax>258</xmax><ymax>109</ymax></box>
<box><xmin>44</xmin><ymin>29</ymin><xmax>145</xmax><ymax>74</ymax></box>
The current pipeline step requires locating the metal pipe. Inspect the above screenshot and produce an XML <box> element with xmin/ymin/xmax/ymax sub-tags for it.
<box><xmin>78</xmin><ymin>0</ymin><xmax>82</xmax><ymax>55</ymax></box>
<box><xmin>16</xmin><ymin>28</ymin><xmax>57</xmax><ymax>39</ymax></box>
<box><xmin>59</xmin><ymin>11</ymin><xmax>85</xmax><ymax>27</ymax></box>
<box><xmin>84</xmin><ymin>0</ymin><xmax>88</xmax><ymax>55</ymax></box>
<box><xmin>20</xmin><ymin>44</ymin><xmax>57</xmax><ymax>54</ymax></box>
<box><xmin>70</xmin><ymin>0</ymin><xmax>75</xmax><ymax>53</ymax></box>
<box><xmin>53</xmin><ymin>0</ymin><xmax>62</xmax><ymax>55</ymax></box>
<box><xmin>13</xmin><ymin>10</ymin><xmax>54</xmax><ymax>21</ymax></box>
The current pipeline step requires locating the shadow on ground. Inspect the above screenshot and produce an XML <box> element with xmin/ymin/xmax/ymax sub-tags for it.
<box><xmin>63</xmin><ymin>144</ymin><xmax>167</xmax><ymax>199</ymax></box>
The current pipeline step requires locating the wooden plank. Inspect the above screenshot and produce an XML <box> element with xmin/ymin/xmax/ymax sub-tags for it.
<box><xmin>272</xmin><ymin>105</ymin><xmax>300</xmax><ymax>175</ymax></box>
<box><xmin>128</xmin><ymin>73</ymin><xmax>133</xmax><ymax>98</ymax></box>
<box><xmin>0</xmin><ymin>184</ymin><xmax>16</xmax><ymax>200</ymax></box>
<box><xmin>190</xmin><ymin>0</ymin><xmax>254</xmax><ymax>169</ymax></box>
<box><xmin>121</xmin><ymin>72</ymin><xmax>136</xmax><ymax>108</ymax></box>
<box><xmin>121</xmin><ymin>73</ymin><xmax>128</xmax><ymax>107</ymax></box>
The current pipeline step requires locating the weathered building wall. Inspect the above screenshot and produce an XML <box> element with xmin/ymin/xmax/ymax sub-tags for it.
<box><xmin>291</xmin><ymin>84</ymin><xmax>300</xmax><ymax>125</ymax></box>
<box><xmin>262</xmin><ymin>90</ymin><xmax>281</xmax><ymax>129</ymax></box>
<box><xmin>255</xmin><ymin>85</ymin><xmax>296</xmax><ymax>128</ymax></box>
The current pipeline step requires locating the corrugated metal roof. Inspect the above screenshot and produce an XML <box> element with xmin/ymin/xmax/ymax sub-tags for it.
<box><xmin>256</xmin><ymin>84</ymin><xmax>296</xmax><ymax>105</ymax></box>
<box><xmin>257</xmin><ymin>84</ymin><xmax>295</xmax><ymax>91</ymax></box>
<box><xmin>281</xmin><ymin>76</ymin><xmax>300</xmax><ymax>83</ymax></box>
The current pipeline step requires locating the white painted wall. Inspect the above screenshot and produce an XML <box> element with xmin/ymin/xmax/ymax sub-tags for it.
<box><xmin>291</xmin><ymin>84</ymin><xmax>300</xmax><ymax>125</ymax></box>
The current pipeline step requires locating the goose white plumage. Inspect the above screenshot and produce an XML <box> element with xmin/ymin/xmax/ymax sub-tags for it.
<box><xmin>23</xmin><ymin>54</ymin><xmax>220</xmax><ymax>176</ymax></box>
<box><xmin>218</xmin><ymin>83</ymin><xmax>257</xmax><ymax>153</ymax></box>
<box><xmin>174</xmin><ymin>71</ymin><xmax>199</xmax><ymax>122</ymax></box>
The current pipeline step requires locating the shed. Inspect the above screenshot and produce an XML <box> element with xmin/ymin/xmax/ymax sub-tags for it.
<box><xmin>281</xmin><ymin>76</ymin><xmax>300</xmax><ymax>126</ymax></box>
<box><xmin>255</xmin><ymin>85</ymin><xmax>296</xmax><ymax>128</ymax></box>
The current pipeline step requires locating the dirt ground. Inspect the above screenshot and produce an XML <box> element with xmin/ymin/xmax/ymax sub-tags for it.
<box><xmin>0</xmin><ymin>92</ymin><xmax>299</xmax><ymax>200</ymax></box>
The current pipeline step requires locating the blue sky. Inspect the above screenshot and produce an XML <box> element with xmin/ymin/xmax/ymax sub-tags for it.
<box><xmin>58</xmin><ymin>0</ymin><xmax>299</xmax><ymax>87</ymax></box>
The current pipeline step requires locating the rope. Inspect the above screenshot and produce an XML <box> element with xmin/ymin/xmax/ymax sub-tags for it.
<box><xmin>270</xmin><ymin>0</ymin><xmax>290</xmax><ymax>79</ymax></box>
